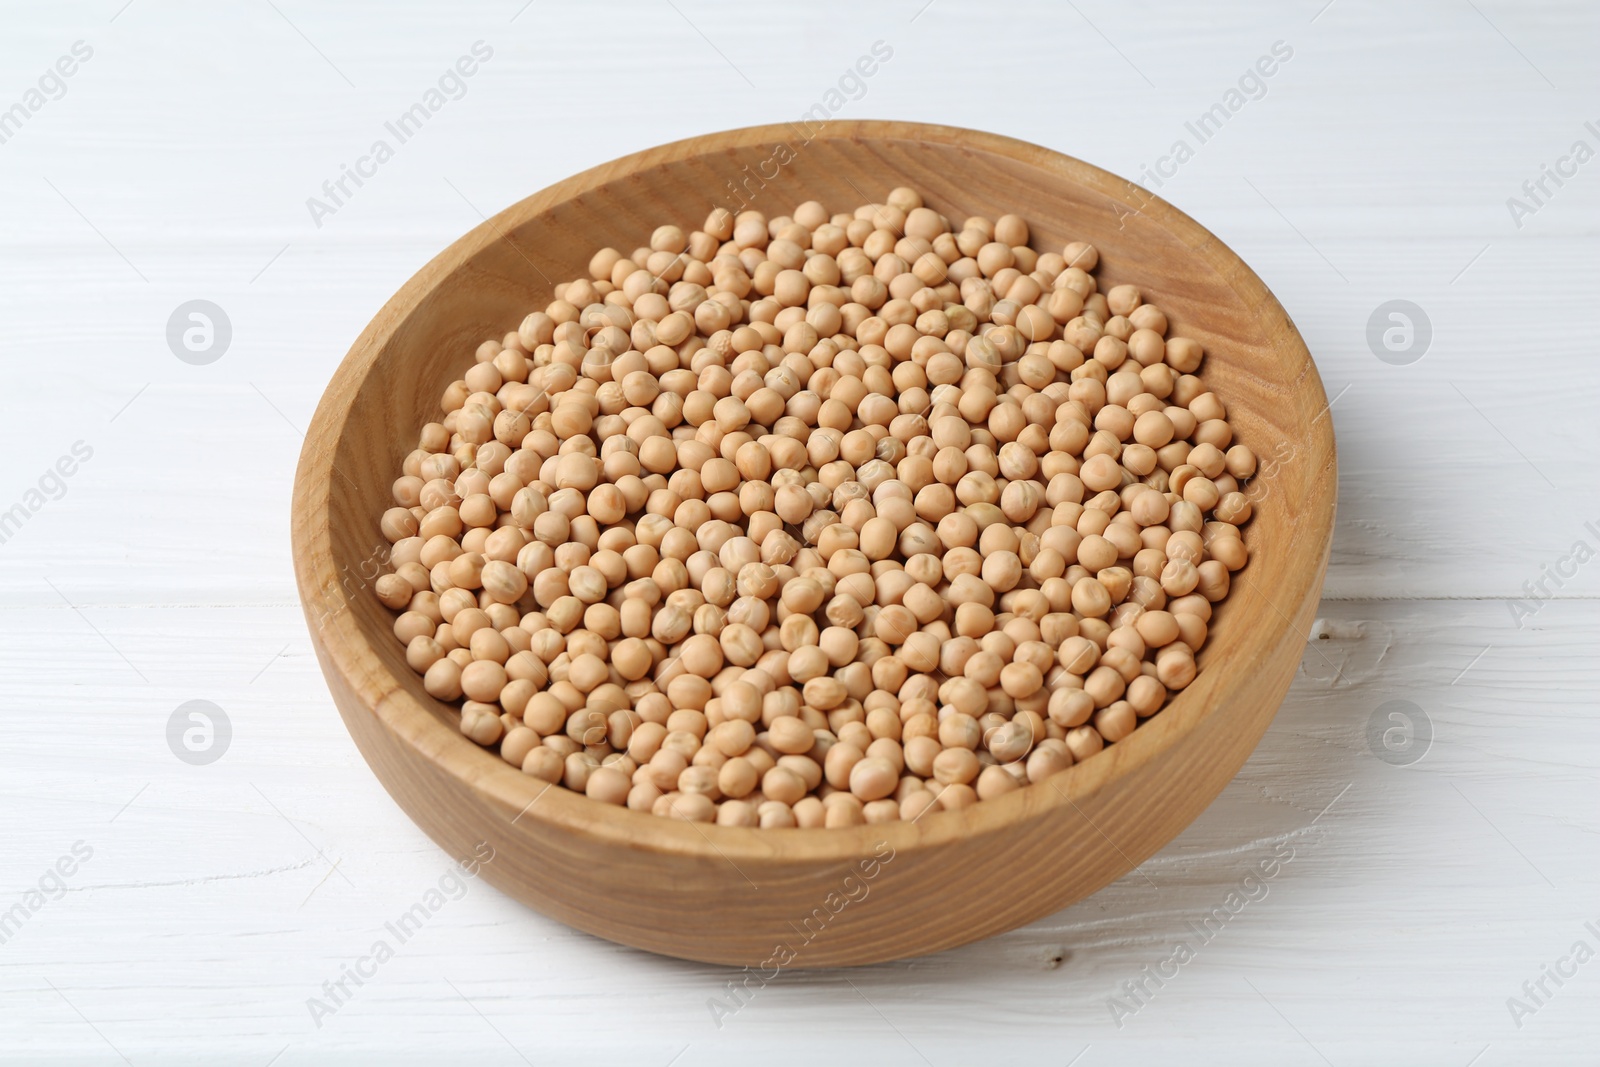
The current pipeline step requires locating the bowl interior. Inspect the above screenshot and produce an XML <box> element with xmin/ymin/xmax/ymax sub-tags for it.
<box><xmin>298</xmin><ymin>121</ymin><xmax>1332</xmax><ymax>869</ymax></box>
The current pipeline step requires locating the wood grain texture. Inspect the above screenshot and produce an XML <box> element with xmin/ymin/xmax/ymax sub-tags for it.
<box><xmin>290</xmin><ymin>120</ymin><xmax>1335</xmax><ymax>966</ymax></box>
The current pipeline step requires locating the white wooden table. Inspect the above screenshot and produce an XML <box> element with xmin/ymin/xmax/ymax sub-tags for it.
<box><xmin>3</xmin><ymin>1</ymin><xmax>1596</xmax><ymax>1062</ymax></box>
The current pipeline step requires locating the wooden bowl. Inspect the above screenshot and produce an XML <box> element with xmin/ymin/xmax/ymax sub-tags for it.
<box><xmin>291</xmin><ymin>121</ymin><xmax>1335</xmax><ymax>968</ymax></box>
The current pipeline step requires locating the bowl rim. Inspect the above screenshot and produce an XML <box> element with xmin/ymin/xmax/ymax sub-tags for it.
<box><xmin>292</xmin><ymin>119</ymin><xmax>1334</xmax><ymax>869</ymax></box>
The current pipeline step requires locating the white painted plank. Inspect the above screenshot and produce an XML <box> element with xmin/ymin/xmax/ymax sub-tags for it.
<box><xmin>3</xmin><ymin>0</ymin><xmax>1597</xmax><ymax>601</ymax></box>
<box><xmin>0</xmin><ymin>599</ymin><xmax>1595</xmax><ymax>1064</ymax></box>
<box><xmin>3</xmin><ymin>0</ymin><xmax>1599</xmax><ymax>1061</ymax></box>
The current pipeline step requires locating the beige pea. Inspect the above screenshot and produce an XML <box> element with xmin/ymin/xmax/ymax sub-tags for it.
<box><xmin>1047</xmin><ymin>687</ymin><xmax>1095</xmax><ymax>729</ymax></box>
<box><xmin>1079</xmin><ymin>454</ymin><xmax>1123</xmax><ymax>492</ymax></box>
<box><xmin>824</xmin><ymin>796</ymin><xmax>866</xmax><ymax>828</ymax></box>
<box><xmin>406</xmin><ymin>634</ymin><xmax>445</xmax><ymax>673</ymax></box>
<box><xmin>1071</xmin><ymin>577</ymin><xmax>1113</xmax><ymax>617</ymax></box>
<box><xmin>993</xmin><ymin>213</ymin><xmax>1029</xmax><ymax>246</ymax></box>
<box><xmin>985</xmin><ymin>718</ymin><xmax>1034</xmax><ymax>763</ymax></box>
<box><xmin>768</xmin><ymin>716</ymin><xmax>815</xmax><ymax>755</ymax></box>
<box><xmin>480</xmin><ymin>560</ymin><xmax>527</xmax><ymax>604</ymax></box>
<box><xmin>932</xmin><ymin>747</ymin><xmax>980</xmax><ymax>786</ymax></box>
<box><xmin>848</xmin><ymin>757</ymin><xmax>899</xmax><ymax>801</ymax></box>
<box><xmin>1094</xmin><ymin>701</ymin><xmax>1137</xmax><ymax>743</ymax></box>
<box><xmin>459</xmin><ymin>659</ymin><xmax>506</xmax><ymax>703</ymax></box>
<box><xmin>423</xmin><ymin>657</ymin><xmax>463</xmax><ymax>700</ymax></box>
<box><xmin>585</xmin><ymin>766</ymin><xmax>631</xmax><ymax>805</ymax></box>
<box><xmin>975</xmin><ymin>764</ymin><xmax>1021</xmax><ymax>800</ymax></box>
<box><xmin>396</xmin><ymin>614</ymin><xmax>441</xmax><ymax>646</ymax></box>
<box><xmin>898</xmin><ymin>790</ymin><xmax>937</xmax><ymax>822</ymax></box>
<box><xmin>756</xmin><ymin>801</ymin><xmax>796</xmax><ymax>828</ymax></box>
<box><xmin>1135</xmin><ymin>610</ymin><xmax>1181</xmax><ymax>648</ymax></box>
<box><xmin>710</xmin><ymin>718</ymin><xmax>756</xmax><ymax>757</ymax></box>
<box><xmin>678</xmin><ymin>765</ymin><xmax>721</xmax><ymax>800</ymax></box>
<box><xmin>1026</xmin><ymin>740</ymin><xmax>1073</xmax><ymax>783</ymax></box>
<box><xmin>930</xmin><ymin>783</ymin><xmax>973</xmax><ymax>811</ymax></box>
<box><xmin>762</xmin><ymin>765</ymin><xmax>808</xmax><ymax>805</ymax></box>
<box><xmin>1161</xmin><ymin>558</ymin><xmax>1200</xmax><ymax>597</ymax></box>
<box><xmin>824</xmin><ymin>742</ymin><xmax>865</xmax><ymax>790</ymax></box>
<box><xmin>664</xmin><ymin>792</ymin><xmax>716</xmax><ymax>822</ymax></box>
<box><xmin>711</xmin><ymin>755</ymin><xmax>754</xmax><ymax>798</ymax></box>
<box><xmin>998</xmin><ymin>661</ymin><xmax>1044</xmax><ymax>699</ymax></box>
<box><xmin>1127</xmin><ymin>674</ymin><xmax>1168</xmax><ymax>717</ymax></box>
<box><xmin>522</xmin><ymin>746</ymin><xmax>564</xmax><ymax>783</ymax></box>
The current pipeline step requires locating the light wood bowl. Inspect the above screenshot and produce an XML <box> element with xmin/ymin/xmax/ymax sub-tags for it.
<box><xmin>291</xmin><ymin>121</ymin><xmax>1335</xmax><ymax>968</ymax></box>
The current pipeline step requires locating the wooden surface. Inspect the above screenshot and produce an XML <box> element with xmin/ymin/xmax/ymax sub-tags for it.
<box><xmin>292</xmin><ymin>120</ymin><xmax>1335</xmax><ymax>967</ymax></box>
<box><xmin>2</xmin><ymin>0</ymin><xmax>1596</xmax><ymax>1061</ymax></box>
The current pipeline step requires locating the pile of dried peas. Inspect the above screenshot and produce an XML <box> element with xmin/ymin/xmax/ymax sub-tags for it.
<box><xmin>374</xmin><ymin>187</ymin><xmax>1256</xmax><ymax>829</ymax></box>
